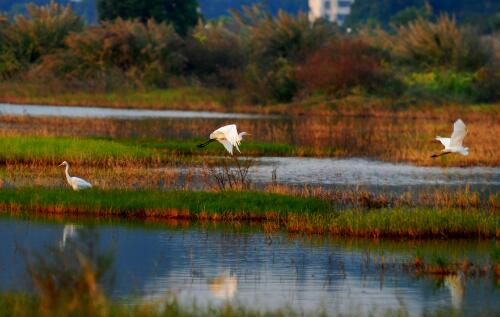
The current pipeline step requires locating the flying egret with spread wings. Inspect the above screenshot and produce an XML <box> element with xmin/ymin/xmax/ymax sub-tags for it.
<box><xmin>59</xmin><ymin>161</ymin><xmax>92</xmax><ymax>190</ymax></box>
<box><xmin>431</xmin><ymin>119</ymin><xmax>469</xmax><ymax>158</ymax></box>
<box><xmin>197</xmin><ymin>124</ymin><xmax>249</xmax><ymax>155</ymax></box>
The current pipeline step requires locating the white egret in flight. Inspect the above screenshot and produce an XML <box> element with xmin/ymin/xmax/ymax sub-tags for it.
<box><xmin>431</xmin><ymin>119</ymin><xmax>469</xmax><ymax>158</ymax></box>
<box><xmin>59</xmin><ymin>161</ymin><xmax>92</xmax><ymax>190</ymax></box>
<box><xmin>197</xmin><ymin>124</ymin><xmax>249</xmax><ymax>155</ymax></box>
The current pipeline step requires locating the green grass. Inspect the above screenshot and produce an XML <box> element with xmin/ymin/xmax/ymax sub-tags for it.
<box><xmin>0</xmin><ymin>136</ymin><xmax>338</xmax><ymax>166</ymax></box>
<box><xmin>0</xmin><ymin>84</ymin><xmax>233</xmax><ymax>111</ymax></box>
<box><xmin>0</xmin><ymin>136</ymin><xmax>156</xmax><ymax>165</ymax></box>
<box><xmin>135</xmin><ymin>138</ymin><xmax>337</xmax><ymax>157</ymax></box>
<box><xmin>0</xmin><ymin>188</ymin><xmax>331</xmax><ymax>216</ymax></box>
<box><xmin>1</xmin><ymin>188</ymin><xmax>499</xmax><ymax>238</ymax></box>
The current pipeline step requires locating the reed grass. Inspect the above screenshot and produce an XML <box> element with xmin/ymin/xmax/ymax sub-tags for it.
<box><xmin>1</xmin><ymin>188</ymin><xmax>499</xmax><ymax>238</ymax></box>
<box><xmin>0</xmin><ymin>136</ymin><xmax>339</xmax><ymax>166</ymax></box>
<box><xmin>1</xmin><ymin>105</ymin><xmax>498</xmax><ymax>166</ymax></box>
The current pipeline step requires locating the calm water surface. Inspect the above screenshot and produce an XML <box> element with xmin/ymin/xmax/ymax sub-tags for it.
<box><xmin>174</xmin><ymin>157</ymin><xmax>500</xmax><ymax>192</ymax></box>
<box><xmin>0</xmin><ymin>103</ymin><xmax>276</xmax><ymax>120</ymax></box>
<box><xmin>0</xmin><ymin>217</ymin><xmax>499</xmax><ymax>316</ymax></box>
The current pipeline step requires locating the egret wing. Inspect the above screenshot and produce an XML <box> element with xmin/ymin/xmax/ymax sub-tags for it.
<box><xmin>218</xmin><ymin>139</ymin><xmax>234</xmax><ymax>155</ymax></box>
<box><xmin>218</xmin><ymin>124</ymin><xmax>240</xmax><ymax>146</ymax></box>
<box><xmin>72</xmin><ymin>177</ymin><xmax>92</xmax><ymax>189</ymax></box>
<box><xmin>450</xmin><ymin>119</ymin><xmax>467</xmax><ymax>148</ymax></box>
<box><xmin>435</xmin><ymin>137</ymin><xmax>451</xmax><ymax>148</ymax></box>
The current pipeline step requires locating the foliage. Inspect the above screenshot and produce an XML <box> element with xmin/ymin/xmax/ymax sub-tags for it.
<box><xmin>0</xmin><ymin>2</ymin><xmax>498</xmax><ymax>104</ymax></box>
<box><xmin>346</xmin><ymin>0</ymin><xmax>500</xmax><ymax>33</ymax></box>
<box><xmin>297</xmin><ymin>38</ymin><xmax>400</xmax><ymax>97</ymax></box>
<box><xmin>37</xmin><ymin>18</ymin><xmax>185</xmax><ymax>89</ymax></box>
<box><xmin>96</xmin><ymin>0</ymin><xmax>199</xmax><ymax>35</ymax></box>
<box><xmin>0</xmin><ymin>2</ymin><xmax>83</xmax><ymax>78</ymax></box>
<box><xmin>391</xmin><ymin>15</ymin><xmax>491</xmax><ymax>71</ymax></box>
<box><xmin>231</xmin><ymin>6</ymin><xmax>338</xmax><ymax>102</ymax></box>
<box><xmin>185</xmin><ymin>20</ymin><xmax>245</xmax><ymax>88</ymax></box>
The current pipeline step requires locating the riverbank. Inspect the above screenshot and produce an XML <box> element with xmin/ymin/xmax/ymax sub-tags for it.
<box><xmin>1</xmin><ymin>83</ymin><xmax>498</xmax><ymax>118</ymax></box>
<box><xmin>1</xmin><ymin>188</ymin><xmax>499</xmax><ymax>238</ymax></box>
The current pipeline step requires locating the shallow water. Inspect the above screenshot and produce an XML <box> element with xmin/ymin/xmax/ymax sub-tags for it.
<box><xmin>0</xmin><ymin>103</ymin><xmax>276</xmax><ymax>120</ymax></box>
<box><xmin>175</xmin><ymin>157</ymin><xmax>500</xmax><ymax>193</ymax></box>
<box><xmin>251</xmin><ymin>157</ymin><xmax>500</xmax><ymax>187</ymax></box>
<box><xmin>0</xmin><ymin>217</ymin><xmax>498</xmax><ymax>316</ymax></box>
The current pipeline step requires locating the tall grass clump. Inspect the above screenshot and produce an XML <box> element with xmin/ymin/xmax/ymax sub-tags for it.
<box><xmin>0</xmin><ymin>2</ymin><xmax>83</xmax><ymax>79</ymax></box>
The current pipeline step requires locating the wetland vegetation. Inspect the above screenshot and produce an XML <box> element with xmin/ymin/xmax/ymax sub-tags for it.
<box><xmin>0</xmin><ymin>1</ymin><xmax>499</xmax><ymax>316</ymax></box>
<box><xmin>1</xmin><ymin>188</ymin><xmax>498</xmax><ymax>238</ymax></box>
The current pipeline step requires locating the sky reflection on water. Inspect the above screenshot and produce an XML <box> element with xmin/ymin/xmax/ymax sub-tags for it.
<box><xmin>0</xmin><ymin>217</ymin><xmax>499</xmax><ymax>316</ymax></box>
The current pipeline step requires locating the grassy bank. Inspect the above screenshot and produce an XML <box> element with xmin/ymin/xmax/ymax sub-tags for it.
<box><xmin>0</xmin><ymin>136</ymin><xmax>339</xmax><ymax>166</ymax></box>
<box><xmin>0</xmin><ymin>136</ymin><xmax>158</xmax><ymax>166</ymax></box>
<box><xmin>1</xmin><ymin>188</ymin><xmax>499</xmax><ymax>238</ymax></box>
<box><xmin>1</xmin><ymin>83</ymin><xmax>499</xmax><ymax>117</ymax></box>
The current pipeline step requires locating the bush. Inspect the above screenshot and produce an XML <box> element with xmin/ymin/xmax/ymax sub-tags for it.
<box><xmin>403</xmin><ymin>69</ymin><xmax>500</xmax><ymax>103</ymax></box>
<box><xmin>231</xmin><ymin>6</ymin><xmax>338</xmax><ymax>102</ymax></box>
<box><xmin>471</xmin><ymin>67</ymin><xmax>500</xmax><ymax>102</ymax></box>
<box><xmin>392</xmin><ymin>15</ymin><xmax>491</xmax><ymax>71</ymax></box>
<box><xmin>184</xmin><ymin>20</ymin><xmax>244</xmax><ymax>88</ymax></box>
<box><xmin>0</xmin><ymin>2</ymin><xmax>83</xmax><ymax>78</ymax></box>
<box><xmin>297</xmin><ymin>38</ymin><xmax>399</xmax><ymax>97</ymax></box>
<box><xmin>36</xmin><ymin>18</ymin><xmax>185</xmax><ymax>89</ymax></box>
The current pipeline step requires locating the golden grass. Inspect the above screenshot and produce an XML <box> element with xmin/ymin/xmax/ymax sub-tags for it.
<box><xmin>0</xmin><ymin>100</ymin><xmax>499</xmax><ymax>167</ymax></box>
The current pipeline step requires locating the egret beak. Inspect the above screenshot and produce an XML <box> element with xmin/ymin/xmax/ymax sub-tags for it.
<box><xmin>59</xmin><ymin>163</ymin><xmax>64</xmax><ymax>166</ymax></box>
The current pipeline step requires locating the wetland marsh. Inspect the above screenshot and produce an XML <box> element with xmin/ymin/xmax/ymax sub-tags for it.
<box><xmin>0</xmin><ymin>103</ymin><xmax>499</xmax><ymax>316</ymax></box>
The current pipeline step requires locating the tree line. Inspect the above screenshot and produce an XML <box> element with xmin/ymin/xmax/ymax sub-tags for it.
<box><xmin>0</xmin><ymin>2</ymin><xmax>498</xmax><ymax>105</ymax></box>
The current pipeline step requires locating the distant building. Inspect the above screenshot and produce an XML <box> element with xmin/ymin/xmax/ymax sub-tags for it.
<box><xmin>308</xmin><ymin>0</ymin><xmax>355</xmax><ymax>25</ymax></box>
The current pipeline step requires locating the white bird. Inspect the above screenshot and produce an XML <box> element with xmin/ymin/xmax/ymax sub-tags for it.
<box><xmin>197</xmin><ymin>124</ymin><xmax>249</xmax><ymax>155</ymax></box>
<box><xmin>59</xmin><ymin>161</ymin><xmax>92</xmax><ymax>191</ymax></box>
<box><xmin>431</xmin><ymin>119</ymin><xmax>469</xmax><ymax>158</ymax></box>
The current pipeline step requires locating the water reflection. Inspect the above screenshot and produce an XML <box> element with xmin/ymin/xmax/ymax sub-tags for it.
<box><xmin>445</xmin><ymin>273</ymin><xmax>465</xmax><ymax>309</ymax></box>
<box><xmin>0</xmin><ymin>217</ymin><xmax>499</xmax><ymax>316</ymax></box>
<box><xmin>59</xmin><ymin>224</ymin><xmax>80</xmax><ymax>249</ymax></box>
<box><xmin>207</xmin><ymin>271</ymin><xmax>238</xmax><ymax>300</ymax></box>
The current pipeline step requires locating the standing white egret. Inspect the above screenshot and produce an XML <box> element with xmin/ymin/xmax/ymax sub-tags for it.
<box><xmin>431</xmin><ymin>119</ymin><xmax>469</xmax><ymax>158</ymax></box>
<box><xmin>197</xmin><ymin>124</ymin><xmax>249</xmax><ymax>155</ymax></box>
<box><xmin>59</xmin><ymin>161</ymin><xmax>92</xmax><ymax>191</ymax></box>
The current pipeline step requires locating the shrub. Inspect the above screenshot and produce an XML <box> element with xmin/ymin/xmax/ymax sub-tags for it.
<box><xmin>231</xmin><ymin>5</ymin><xmax>338</xmax><ymax>102</ymax></box>
<box><xmin>471</xmin><ymin>67</ymin><xmax>500</xmax><ymax>102</ymax></box>
<box><xmin>36</xmin><ymin>18</ymin><xmax>185</xmax><ymax>89</ymax></box>
<box><xmin>392</xmin><ymin>15</ymin><xmax>491</xmax><ymax>71</ymax></box>
<box><xmin>184</xmin><ymin>20</ymin><xmax>244</xmax><ymax>88</ymax></box>
<box><xmin>297</xmin><ymin>38</ymin><xmax>399</xmax><ymax>97</ymax></box>
<box><xmin>0</xmin><ymin>2</ymin><xmax>83</xmax><ymax>78</ymax></box>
